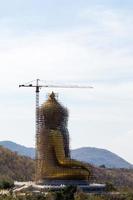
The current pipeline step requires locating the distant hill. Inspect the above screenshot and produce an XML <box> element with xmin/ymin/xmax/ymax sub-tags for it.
<box><xmin>71</xmin><ymin>147</ymin><xmax>133</xmax><ymax>169</ymax></box>
<box><xmin>0</xmin><ymin>145</ymin><xmax>35</xmax><ymax>181</ymax></box>
<box><xmin>0</xmin><ymin>141</ymin><xmax>35</xmax><ymax>158</ymax></box>
<box><xmin>0</xmin><ymin>141</ymin><xmax>132</xmax><ymax>169</ymax></box>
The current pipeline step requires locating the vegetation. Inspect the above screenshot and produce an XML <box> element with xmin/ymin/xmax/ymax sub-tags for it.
<box><xmin>105</xmin><ymin>182</ymin><xmax>116</xmax><ymax>192</ymax></box>
<box><xmin>54</xmin><ymin>185</ymin><xmax>77</xmax><ymax>200</ymax></box>
<box><xmin>0</xmin><ymin>145</ymin><xmax>133</xmax><ymax>197</ymax></box>
<box><xmin>0</xmin><ymin>191</ymin><xmax>133</xmax><ymax>200</ymax></box>
<box><xmin>75</xmin><ymin>193</ymin><xmax>133</xmax><ymax>200</ymax></box>
<box><xmin>0</xmin><ymin>146</ymin><xmax>35</xmax><ymax>181</ymax></box>
<box><xmin>0</xmin><ymin>185</ymin><xmax>132</xmax><ymax>200</ymax></box>
<box><xmin>92</xmin><ymin>165</ymin><xmax>133</xmax><ymax>189</ymax></box>
<box><xmin>0</xmin><ymin>178</ymin><xmax>14</xmax><ymax>189</ymax></box>
<box><xmin>99</xmin><ymin>164</ymin><xmax>106</xmax><ymax>168</ymax></box>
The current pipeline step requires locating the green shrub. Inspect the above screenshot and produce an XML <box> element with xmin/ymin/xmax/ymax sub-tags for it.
<box><xmin>105</xmin><ymin>182</ymin><xmax>116</xmax><ymax>192</ymax></box>
<box><xmin>55</xmin><ymin>185</ymin><xmax>77</xmax><ymax>200</ymax></box>
<box><xmin>0</xmin><ymin>178</ymin><xmax>14</xmax><ymax>189</ymax></box>
<box><xmin>74</xmin><ymin>191</ymin><xmax>88</xmax><ymax>200</ymax></box>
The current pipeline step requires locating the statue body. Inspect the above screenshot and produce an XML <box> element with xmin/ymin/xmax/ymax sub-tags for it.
<box><xmin>36</xmin><ymin>92</ymin><xmax>90</xmax><ymax>184</ymax></box>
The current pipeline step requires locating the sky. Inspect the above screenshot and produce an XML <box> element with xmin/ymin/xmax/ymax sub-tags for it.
<box><xmin>0</xmin><ymin>0</ymin><xmax>133</xmax><ymax>163</ymax></box>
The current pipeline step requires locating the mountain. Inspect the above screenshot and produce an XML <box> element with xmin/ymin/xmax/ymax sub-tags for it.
<box><xmin>0</xmin><ymin>141</ymin><xmax>132</xmax><ymax>169</ymax></box>
<box><xmin>0</xmin><ymin>145</ymin><xmax>35</xmax><ymax>181</ymax></box>
<box><xmin>0</xmin><ymin>141</ymin><xmax>35</xmax><ymax>158</ymax></box>
<box><xmin>71</xmin><ymin>147</ymin><xmax>133</xmax><ymax>169</ymax></box>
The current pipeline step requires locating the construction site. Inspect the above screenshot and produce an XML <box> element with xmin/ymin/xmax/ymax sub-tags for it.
<box><xmin>18</xmin><ymin>79</ymin><xmax>94</xmax><ymax>188</ymax></box>
<box><xmin>1</xmin><ymin>78</ymin><xmax>106</xmax><ymax>197</ymax></box>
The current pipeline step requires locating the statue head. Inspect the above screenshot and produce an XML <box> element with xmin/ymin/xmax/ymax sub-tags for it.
<box><xmin>41</xmin><ymin>92</ymin><xmax>68</xmax><ymax>130</ymax></box>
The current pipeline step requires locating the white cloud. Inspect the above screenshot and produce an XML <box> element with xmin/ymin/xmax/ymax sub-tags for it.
<box><xmin>108</xmin><ymin>130</ymin><xmax>133</xmax><ymax>163</ymax></box>
<box><xmin>0</xmin><ymin>28</ymin><xmax>133</xmax><ymax>89</ymax></box>
<box><xmin>79</xmin><ymin>5</ymin><xmax>133</xmax><ymax>37</ymax></box>
<box><xmin>0</xmin><ymin>2</ymin><xmax>133</xmax><ymax>164</ymax></box>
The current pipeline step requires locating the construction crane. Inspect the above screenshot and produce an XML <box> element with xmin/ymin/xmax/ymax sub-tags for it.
<box><xmin>19</xmin><ymin>79</ymin><xmax>93</xmax><ymax>181</ymax></box>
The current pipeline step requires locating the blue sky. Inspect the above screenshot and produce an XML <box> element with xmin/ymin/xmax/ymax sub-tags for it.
<box><xmin>0</xmin><ymin>0</ymin><xmax>133</xmax><ymax>163</ymax></box>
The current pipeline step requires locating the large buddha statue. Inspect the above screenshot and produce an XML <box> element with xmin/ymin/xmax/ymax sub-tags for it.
<box><xmin>36</xmin><ymin>92</ymin><xmax>91</xmax><ymax>185</ymax></box>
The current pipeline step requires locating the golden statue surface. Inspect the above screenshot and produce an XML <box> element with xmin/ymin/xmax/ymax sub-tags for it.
<box><xmin>36</xmin><ymin>92</ymin><xmax>91</xmax><ymax>184</ymax></box>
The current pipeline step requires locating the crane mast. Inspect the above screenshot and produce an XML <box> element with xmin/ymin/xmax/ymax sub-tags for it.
<box><xmin>19</xmin><ymin>79</ymin><xmax>93</xmax><ymax>181</ymax></box>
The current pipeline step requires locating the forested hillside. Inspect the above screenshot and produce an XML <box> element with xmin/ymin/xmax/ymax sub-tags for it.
<box><xmin>0</xmin><ymin>145</ymin><xmax>133</xmax><ymax>190</ymax></box>
<box><xmin>0</xmin><ymin>146</ymin><xmax>35</xmax><ymax>181</ymax></box>
<box><xmin>92</xmin><ymin>166</ymin><xmax>133</xmax><ymax>189</ymax></box>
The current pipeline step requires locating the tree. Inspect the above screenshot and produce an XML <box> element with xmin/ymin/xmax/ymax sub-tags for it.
<box><xmin>0</xmin><ymin>178</ymin><xmax>14</xmax><ymax>189</ymax></box>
